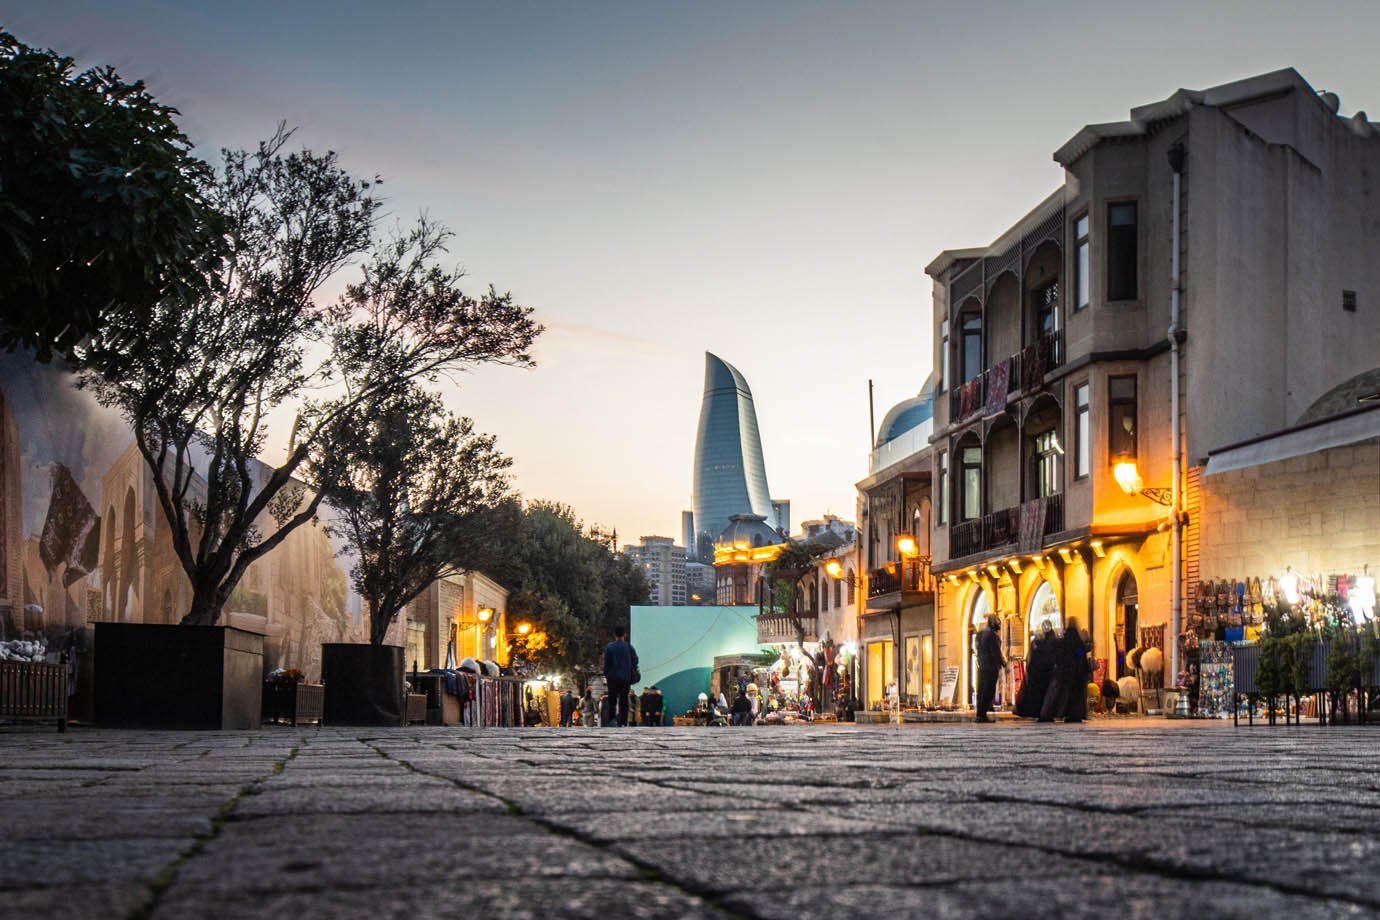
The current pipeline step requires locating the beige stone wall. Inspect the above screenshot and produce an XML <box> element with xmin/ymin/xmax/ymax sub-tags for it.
<box><xmin>1199</xmin><ymin>439</ymin><xmax>1380</xmax><ymax>580</ymax></box>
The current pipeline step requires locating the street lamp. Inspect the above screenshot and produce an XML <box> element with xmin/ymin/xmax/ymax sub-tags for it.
<box><xmin>1113</xmin><ymin>459</ymin><xmax>1172</xmax><ymax>506</ymax></box>
<box><xmin>475</xmin><ymin>607</ymin><xmax>494</xmax><ymax>660</ymax></box>
<box><xmin>896</xmin><ymin>535</ymin><xmax>919</xmax><ymax>557</ymax></box>
<box><xmin>823</xmin><ymin>559</ymin><xmax>844</xmax><ymax>580</ymax></box>
<box><xmin>516</xmin><ymin>622</ymin><xmax>532</xmax><ymax>636</ymax></box>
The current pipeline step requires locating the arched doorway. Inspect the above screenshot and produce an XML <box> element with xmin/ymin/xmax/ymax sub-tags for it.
<box><xmin>966</xmin><ymin>588</ymin><xmax>993</xmax><ymax>707</ymax></box>
<box><xmin>1114</xmin><ymin>571</ymin><xmax>1138</xmax><ymax>679</ymax></box>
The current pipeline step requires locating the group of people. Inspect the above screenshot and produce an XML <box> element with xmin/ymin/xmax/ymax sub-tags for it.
<box><xmin>555</xmin><ymin>626</ymin><xmax>667</xmax><ymax>728</ymax></box>
<box><xmin>974</xmin><ymin>614</ymin><xmax>1093</xmax><ymax>724</ymax></box>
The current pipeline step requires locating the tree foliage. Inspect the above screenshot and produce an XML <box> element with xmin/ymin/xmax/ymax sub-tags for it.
<box><xmin>316</xmin><ymin>384</ymin><xmax>513</xmax><ymax>645</ymax></box>
<box><xmin>488</xmin><ymin>502</ymin><xmax>648</xmax><ymax>675</ymax></box>
<box><xmin>82</xmin><ymin>129</ymin><xmax>541</xmax><ymax>628</ymax></box>
<box><xmin>0</xmin><ymin>30</ymin><xmax>220</xmax><ymax>360</ymax></box>
<box><xmin>763</xmin><ymin>539</ymin><xmax>835</xmax><ymax>648</ymax></box>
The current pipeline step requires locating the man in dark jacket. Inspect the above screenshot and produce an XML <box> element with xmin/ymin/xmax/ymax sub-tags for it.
<box><xmin>602</xmin><ymin>626</ymin><xmax>639</xmax><ymax>727</ymax></box>
<box><xmin>975</xmin><ymin>613</ymin><xmax>1005</xmax><ymax>723</ymax></box>
<box><xmin>641</xmin><ymin>686</ymin><xmax>663</xmax><ymax>726</ymax></box>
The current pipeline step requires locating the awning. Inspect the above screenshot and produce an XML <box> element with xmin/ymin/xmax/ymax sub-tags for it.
<box><xmin>1204</xmin><ymin>404</ymin><xmax>1380</xmax><ymax>477</ymax></box>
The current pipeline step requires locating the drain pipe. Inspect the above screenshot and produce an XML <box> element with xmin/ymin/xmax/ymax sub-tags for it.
<box><xmin>1167</xmin><ymin>142</ymin><xmax>1185</xmax><ymax>688</ymax></box>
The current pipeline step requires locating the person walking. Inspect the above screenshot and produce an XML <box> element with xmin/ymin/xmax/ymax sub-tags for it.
<box><xmin>602</xmin><ymin>625</ymin><xmax>639</xmax><ymax>727</ymax></box>
<box><xmin>579</xmin><ymin>687</ymin><xmax>598</xmax><ymax>727</ymax></box>
<box><xmin>975</xmin><ymin>613</ymin><xmax>1006</xmax><ymax>723</ymax></box>
<box><xmin>559</xmin><ymin>689</ymin><xmax>577</xmax><ymax>727</ymax></box>
<box><xmin>627</xmin><ymin>687</ymin><xmax>639</xmax><ymax>727</ymax></box>
<box><xmin>640</xmin><ymin>685</ymin><xmax>661</xmax><ymax>726</ymax></box>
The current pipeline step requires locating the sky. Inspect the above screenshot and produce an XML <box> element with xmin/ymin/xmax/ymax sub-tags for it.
<box><xmin>8</xmin><ymin>0</ymin><xmax>1380</xmax><ymax>543</ymax></box>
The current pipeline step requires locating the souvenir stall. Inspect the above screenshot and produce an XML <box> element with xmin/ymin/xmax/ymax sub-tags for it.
<box><xmin>1180</xmin><ymin>570</ymin><xmax>1376</xmax><ymax>719</ymax></box>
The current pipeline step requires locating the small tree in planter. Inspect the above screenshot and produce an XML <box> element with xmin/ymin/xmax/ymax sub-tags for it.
<box><xmin>315</xmin><ymin>385</ymin><xmax>513</xmax><ymax>724</ymax></box>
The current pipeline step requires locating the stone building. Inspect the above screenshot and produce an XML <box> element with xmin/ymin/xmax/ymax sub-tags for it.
<box><xmin>923</xmin><ymin>69</ymin><xmax>1380</xmax><ymax>708</ymax></box>
<box><xmin>855</xmin><ymin>377</ymin><xmax>938</xmax><ymax>710</ymax></box>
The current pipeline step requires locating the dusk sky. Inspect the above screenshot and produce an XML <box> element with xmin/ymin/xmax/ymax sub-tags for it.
<box><xmin>9</xmin><ymin>1</ymin><xmax>1380</xmax><ymax>543</ymax></box>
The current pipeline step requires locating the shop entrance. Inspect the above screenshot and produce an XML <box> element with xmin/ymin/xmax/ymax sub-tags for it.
<box><xmin>866</xmin><ymin>639</ymin><xmax>894</xmax><ymax>710</ymax></box>
<box><xmin>1114</xmin><ymin>572</ymin><xmax>1138</xmax><ymax>679</ymax></box>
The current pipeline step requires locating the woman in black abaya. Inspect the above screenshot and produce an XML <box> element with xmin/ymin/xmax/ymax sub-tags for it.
<box><xmin>1015</xmin><ymin>621</ymin><xmax>1056</xmax><ymax>718</ymax></box>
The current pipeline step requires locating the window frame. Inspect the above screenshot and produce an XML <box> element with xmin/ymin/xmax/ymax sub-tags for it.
<box><xmin>960</xmin><ymin>445</ymin><xmax>982</xmax><ymax>523</ymax></box>
<box><xmin>1073</xmin><ymin>382</ymin><xmax>1091</xmax><ymax>480</ymax></box>
<box><xmin>936</xmin><ymin>450</ymin><xmax>948</xmax><ymax>525</ymax></box>
<box><xmin>1106</xmin><ymin>200</ymin><xmax>1139</xmax><ymax>302</ymax></box>
<box><xmin>1073</xmin><ymin>212</ymin><xmax>1090</xmax><ymax>311</ymax></box>
<box><xmin>940</xmin><ymin>317</ymin><xmax>950</xmax><ymax>391</ymax></box>
<box><xmin>1108</xmin><ymin>374</ymin><xmax>1138</xmax><ymax>464</ymax></box>
<box><xmin>960</xmin><ymin>310</ymin><xmax>982</xmax><ymax>384</ymax></box>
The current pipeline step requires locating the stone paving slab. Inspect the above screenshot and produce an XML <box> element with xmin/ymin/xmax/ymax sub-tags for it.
<box><xmin>3</xmin><ymin>720</ymin><xmax>1380</xmax><ymax>919</ymax></box>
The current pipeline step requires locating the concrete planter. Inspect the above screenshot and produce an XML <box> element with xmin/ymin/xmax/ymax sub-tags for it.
<box><xmin>94</xmin><ymin>623</ymin><xmax>264</xmax><ymax>729</ymax></box>
<box><xmin>321</xmin><ymin>643</ymin><xmax>405</xmax><ymax>726</ymax></box>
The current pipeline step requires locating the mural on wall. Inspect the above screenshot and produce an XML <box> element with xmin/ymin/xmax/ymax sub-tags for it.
<box><xmin>0</xmin><ymin>351</ymin><xmax>389</xmax><ymax>681</ymax></box>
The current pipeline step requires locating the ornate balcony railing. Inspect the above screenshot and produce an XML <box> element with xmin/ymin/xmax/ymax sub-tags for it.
<box><xmin>867</xmin><ymin>556</ymin><xmax>935</xmax><ymax>598</ymax></box>
<box><xmin>949</xmin><ymin>493</ymin><xmax>1064</xmax><ymax>562</ymax></box>
<box><xmin>948</xmin><ymin>330</ymin><xmax>1065</xmax><ymax>426</ymax></box>
<box><xmin>756</xmin><ymin>612</ymin><xmax>817</xmax><ymax>645</ymax></box>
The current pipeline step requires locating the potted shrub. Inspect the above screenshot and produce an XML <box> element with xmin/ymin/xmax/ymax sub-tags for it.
<box><xmin>315</xmin><ymin>384</ymin><xmax>514</xmax><ymax>725</ymax></box>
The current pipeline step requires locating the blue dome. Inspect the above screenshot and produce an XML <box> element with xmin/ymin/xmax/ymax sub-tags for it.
<box><xmin>877</xmin><ymin>374</ymin><xmax>936</xmax><ymax>445</ymax></box>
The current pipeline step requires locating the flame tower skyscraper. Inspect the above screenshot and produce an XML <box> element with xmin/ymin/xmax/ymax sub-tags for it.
<box><xmin>688</xmin><ymin>353</ymin><xmax>782</xmax><ymax>561</ymax></box>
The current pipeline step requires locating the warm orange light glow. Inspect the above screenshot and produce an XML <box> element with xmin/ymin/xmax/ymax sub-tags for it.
<box><xmin>516</xmin><ymin>622</ymin><xmax>532</xmax><ymax>635</ymax></box>
<box><xmin>1090</xmin><ymin>540</ymin><xmax>1105</xmax><ymax>557</ymax></box>
<box><xmin>823</xmin><ymin>559</ymin><xmax>844</xmax><ymax>579</ymax></box>
<box><xmin>477</xmin><ymin>607</ymin><xmax>494</xmax><ymax>623</ymax></box>
<box><xmin>896</xmin><ymin>535</ymin><xmax>919</xmax><ymax>557</ymax></box>
<box><xmin>1113</xmin><ymin>460</ymin><xmax>1143</xmax><ymax>495</ymax></box>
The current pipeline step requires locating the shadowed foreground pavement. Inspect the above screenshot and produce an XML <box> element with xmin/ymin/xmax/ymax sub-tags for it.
<box><xmin>2</xmin><ymin>720</ymin><xmax>1379</xmax><ymax>919</ymax></box>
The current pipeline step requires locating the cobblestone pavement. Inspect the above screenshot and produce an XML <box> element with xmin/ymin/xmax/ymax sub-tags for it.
<box><xmin>3</xmin><ymin>720</ymin><xmax>1380</xmax><ymax>919</ymax></box>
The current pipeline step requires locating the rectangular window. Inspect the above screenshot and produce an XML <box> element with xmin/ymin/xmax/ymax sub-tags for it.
<box><xmin>834</xmin><ymin>576</ymin><xmax>842</xmax><ymax>609</ymax></box>
<box><xmin>1109</xmin><ymin>375</ymin><xmax>1138</xmax><ymax>462</ymax></box>
<box><xmin>961</xmin><ymin>446</ymin><xmax>982</xmax><ymax>522</ymax></box>
<box><xmin>940</xmin><ymin>318</ymin><xmax>950</xmax><ymax>391</ymax></box>
<box><xmin>1074</xmin><ymin>214</ymin><xmax>1090</xmax><ymax>310</ymax></box>
<box><xmin>1074</xmin><ymin>383</ymin><xmax>1090</xmax><ymax>479</ymax></box>
<box><xmin>961</xmin><ymin>313</ymin><xmax>982</xmax><ymax>383</ymax></box>
<box><xmin>1033</xmin><ymin>429</ymin><xmax>1060</xmax><ymax>498</ymax></box>
<box><xmin>1107</xmin><ymin>202</ymin><xmax>1138</xmax><ymax>301</ymax></box>
<box><xmin>937</xmin><ymin>450</ymin><xmax>948</xmax><ymax>525</ymax></box>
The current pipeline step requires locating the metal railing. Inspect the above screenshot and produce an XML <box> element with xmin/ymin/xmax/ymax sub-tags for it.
<box><xmin>948</xmin><ymin>330</ymin><xmax>1064</xmax><ymax>425</ymax></box>
<box><xmin>949</xmin><ymin>493</ymin><xmax>1064</xmax><ymax>561</ymax></box>
<box><xmin>867</xmin><ymin>556</ymin><xmax>935</xmax><ymax>598</ymax></box>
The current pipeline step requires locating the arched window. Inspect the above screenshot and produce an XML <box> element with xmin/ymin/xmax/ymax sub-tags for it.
<box><xmin>834</xmin><ymin>576</ymin><xmax>843</xmax><ymax>609</ymax></box>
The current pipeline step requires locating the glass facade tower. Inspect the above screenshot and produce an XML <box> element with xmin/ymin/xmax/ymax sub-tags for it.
<box><xmin>691</xmin><ymin>353</ymin><xmax>779</xmax><ymax>559</ymax></box>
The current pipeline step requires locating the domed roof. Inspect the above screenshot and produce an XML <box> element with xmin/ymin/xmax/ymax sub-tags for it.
<box><xmin>877</xmin><ymin>373</ymin><xmax>937</xmax><ymax>445</ymax></box>
<box><xmin>715</xmin><ymin>513</ymin><xmax>783</xmax><ymax>549</ymax></box>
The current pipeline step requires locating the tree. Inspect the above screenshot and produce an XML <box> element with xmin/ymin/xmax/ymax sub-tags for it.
<box><xmin>764</xmin><ymin>539</ymin><xmax>833</xmax><ymax>648</ymax></box>
<box><xmin>0</xmin><ymin>30</ymin><xmax>220</xmax><ymax>361</ymax></box>
<box><xmin>83</xmin><ymin>130</ymin><xmax>541</xmax><ymax>628</ymax></box>
<box><xmin>488</xmin><ymin>502</ymin><xmax>649</xmax><ymax>675</ymax></box>
<box><xmin>316</xmin><ymin>385</ymin><xmax>512</xmax><ymax>645</ymax></box>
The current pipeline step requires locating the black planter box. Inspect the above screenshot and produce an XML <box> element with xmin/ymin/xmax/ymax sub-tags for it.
<box><xmin>322</xmin><ymin>643</ymin><xmax>405</xmax><ymax>726</ymax></box>
<box><xmin>95</xmin><ymin>623</ymin><xmax>264</xmax><ymax>729</ymax></box>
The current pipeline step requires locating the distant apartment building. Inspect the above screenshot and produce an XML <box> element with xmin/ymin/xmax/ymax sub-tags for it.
<box><xmin>624</xmin><ymin>535</ymin><xmax>687</xmax><ymax>606</ymax></box>
<box><xmin>798</xmin><ymin>514</ymin><xmax>857</xmax><ymax>544</ymax></box>
<box><xmin>920</xmin><ymin>68</ymin><xmax>1380</xmax><ymax>709</ymax></box>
